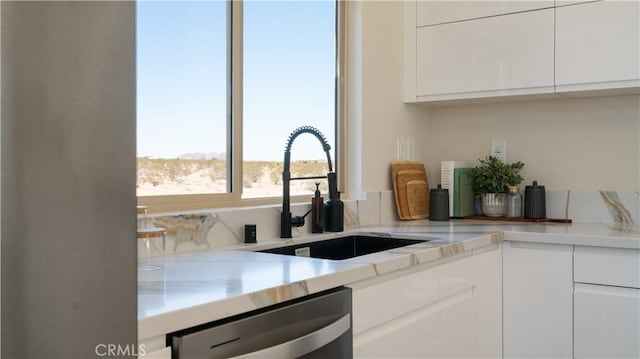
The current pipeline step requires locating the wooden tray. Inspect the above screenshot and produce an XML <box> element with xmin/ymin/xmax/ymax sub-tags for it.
<box><xmin>391</xmin><ymin>161</ymin><xmax>429</xmax><ymax>220</ymax></box>
<box><xmin>453</xmin><ymin>215</ymin><xmax>572</xmax><ymax>223</ymax></box>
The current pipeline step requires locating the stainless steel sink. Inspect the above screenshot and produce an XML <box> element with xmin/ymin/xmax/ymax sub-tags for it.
<box><xmin>257</xmin><ymin>235</ymin><xmax>430</xmax><ymax>260</ymax></box>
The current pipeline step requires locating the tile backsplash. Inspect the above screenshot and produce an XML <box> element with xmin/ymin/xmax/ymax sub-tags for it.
<box><xmin>142</xmin><ymin>189</ymin><xmax>639</xmax><ymax>256</ymax></box>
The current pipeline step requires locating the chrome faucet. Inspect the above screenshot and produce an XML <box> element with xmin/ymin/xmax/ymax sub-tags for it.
<box><xmin>281</xmin><ymin>126</ymin><xmax>334</xmax><ymax>238</ymax></box>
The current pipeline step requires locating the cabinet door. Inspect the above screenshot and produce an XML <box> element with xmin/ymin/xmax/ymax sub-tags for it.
<box><xmin>352</xmin><ymin>255</ymin><xmax>476</xmax><ymax>358</ymax></box>
<box><xmin>416</xmin><ymin>9</ymin><xmax>554</xmax><ymax>101</ymax></box>
<box><xmin>503</xmin><ymin>241</ymin><xmax>573</xmax><ymax>358</ymax></box>
<box><xmin>555</xmin><ymin>0</ymin><xmax>640</xmax><ymax>92</ymax></box>
<box><xmin>475</xmin><ymin>247</ymin><xmax>502</xmax><ymax>358</ymax></box>
<box><xmin>435</xmin><ymin>289</ymin><xmax>478</xmax><ymax>359</ymax></box>
<box><xmin>574</xmin><ymin>283</ymin><xmax>640</xmax><ymax>358</ymax></box>
<box><xmin>352</xmin><ymin>247</ymin><xmax>502</xmax><ymax>359</ymax></box>
<box><xmin>417</xmin><ymin>1</ymin><xmax>554</xmax><ymax>27</ymax></box>
<box><xmin>354</xmin><ymin>288</ymin><xmax>476</xmax><ymax>359</ymax></box>
<box><xmin>350</xmin><ymin>261</ymin><xmax>442</xmax><ymax>335</ymax></box>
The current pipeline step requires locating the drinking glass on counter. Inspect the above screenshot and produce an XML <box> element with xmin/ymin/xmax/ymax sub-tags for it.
<box><xmin>137</xmin><ymin>206</ymin><xmax>166</xmax><ymax>271</ymax></box>
<box><xmin>506</xmin><ymin>186</ymin><xmax>523</xmax><ymax>218</ymax></box>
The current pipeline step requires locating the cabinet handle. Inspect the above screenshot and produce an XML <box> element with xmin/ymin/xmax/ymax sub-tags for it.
<box><xmin>575</xmin><ymin>283</ymin><xmax>640</xmax><ymax>298</ymax></box>
<box><xmin>230</xmin><ymin>313</ymin><xmax>351</xmax><ymax>359</ymax></box>
<box><xmin>507</xmin><ymin>240</ymin><xmax>572</xmax><ymax>251</ymax></box>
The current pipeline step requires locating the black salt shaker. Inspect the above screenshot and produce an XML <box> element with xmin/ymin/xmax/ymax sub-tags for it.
<box><xmin>524</xmin><ymin>181</ymin><xmax>546</xmax><ymax>219</ymax></box>
<box><xmin>430</xmin><ymin>185</ymin><xmax>450</xmax><ymax>221</ymax></box>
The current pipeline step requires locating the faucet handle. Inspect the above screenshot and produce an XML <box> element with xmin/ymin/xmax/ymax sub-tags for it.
<box><xmin>291</xmin><ymin>215</ymin><xmax>305</xmax><ymax>228</ymax></box>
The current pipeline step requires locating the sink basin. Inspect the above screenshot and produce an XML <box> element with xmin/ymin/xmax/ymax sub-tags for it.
<box><xmin>257</xmin><ymin>235</ymin><xmax>428</xmax><ymax>260</ymax></box>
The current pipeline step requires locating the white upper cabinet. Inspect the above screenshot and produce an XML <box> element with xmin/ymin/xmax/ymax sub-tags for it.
<box><xmin>406</xmin><ymin>0</ymin><xmax>639</xmax><ymax>104</ymax></box>
<box><xmin>555</xmin><ymin>0</ymin><xmax>640</xmax><ymax>92</ymax></box>
<box><xmin>416</xmin><ymin>9</ymin><xmax>555</xmax><ymax>100</ymax></box>
<box><xmin>556</xmin><ymin>0</ymin><xmax>602</xmax><ymax>7</ymax></box>
<box><xmin>417</xmin><ymin>0</ymin><xmax>554</xmax><ymax>26</ymax></box>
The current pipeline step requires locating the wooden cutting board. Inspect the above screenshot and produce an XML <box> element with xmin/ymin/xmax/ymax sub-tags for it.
<box><xmin>391</xmin><ymin>161</ymin><xmax>429</xmax><ymax>220</ymax></box>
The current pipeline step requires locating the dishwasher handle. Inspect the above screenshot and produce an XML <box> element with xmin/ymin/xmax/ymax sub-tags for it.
<box><xmin>231</xmin><ymin>313</ymin><xmax>351</xmax><ymax>359</ymax></box>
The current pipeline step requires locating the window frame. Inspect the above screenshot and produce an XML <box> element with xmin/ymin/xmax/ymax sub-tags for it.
<box><xmin>137</xmin><ymin>0</ymin><xmax>346</xmax><ymax>213</ymax></box>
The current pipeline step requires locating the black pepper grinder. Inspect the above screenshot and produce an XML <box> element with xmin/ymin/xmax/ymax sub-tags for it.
<box><xmin>429</xmin><ymin>185</ymin><xmax>449</xmax><ymax>221</ymax></box>
<box><xmin>524</xmin><ymin>180</ymin><xmax>546</xmax><ymax>219</ymax></box>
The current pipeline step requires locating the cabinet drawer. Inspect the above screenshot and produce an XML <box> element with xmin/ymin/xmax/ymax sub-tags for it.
<box><xmin>349</xmin><ymin>255</ymin><xmax>476</xmax><ymax>334</ymax></box>
<box><xmin>574</xmin><ymin>246</ymin><xmax>640</xmax><ymax>288</ymax></box>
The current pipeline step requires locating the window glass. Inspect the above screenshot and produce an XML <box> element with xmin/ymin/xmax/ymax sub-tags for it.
<box><xmin>136</xmin><ymin>1</ymin><xmax>228</xmax><ymax>196</ymax></box>
<box><xmin>243</xmin><ymin>1</ymin><xmax>336</xmax><ymax>198</ymax></box>
<box><xmin>136</xmin><ymin>0</ymin><xmax>338</xmax><ymax>202</ymax></box>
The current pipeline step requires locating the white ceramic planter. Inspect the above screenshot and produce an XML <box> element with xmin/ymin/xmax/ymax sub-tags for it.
<box><xmin>482</xmin><ymin>193</ymin><xmax>506</xmax><ymax>217</ymax></box>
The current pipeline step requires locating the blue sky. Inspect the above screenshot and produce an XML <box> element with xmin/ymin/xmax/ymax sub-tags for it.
<box><xmin>136</xmin><ymin>1</ymin><xmax>336</xmax><ymax>161</ymax></box>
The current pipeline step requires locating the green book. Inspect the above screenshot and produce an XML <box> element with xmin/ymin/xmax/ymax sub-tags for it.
<box><xmin>453</xmin><ymin>168</ymin><xmax>474</xmax><ymax>217</ymax></box>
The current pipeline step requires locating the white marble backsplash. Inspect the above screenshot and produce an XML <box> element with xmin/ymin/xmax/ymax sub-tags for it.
<box><xmin>545</xmin><ymin>190</ymin><xmax>639</xmax><ymax>225</ymax></box>
<box><xmin>143</xmin><ymin>189</ymin><xmax>639</xmax><ymax>257</ymax></box>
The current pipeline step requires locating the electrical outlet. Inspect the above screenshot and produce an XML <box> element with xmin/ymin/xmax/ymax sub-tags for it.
<box><xmin>295</xmin><ymin>247</ymin><xmax>310</xmax><ymax>257</ymax></box>
<box><xmin>491</xmin><ymin>139</ymin><xmax>507</xmax><ymax>162</ymax></box>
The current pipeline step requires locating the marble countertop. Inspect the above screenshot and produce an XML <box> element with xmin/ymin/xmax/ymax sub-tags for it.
<box><xmin>138</xmin><ymin>221</ymin><xmax>639</xmax><ymax>341</ymax></box>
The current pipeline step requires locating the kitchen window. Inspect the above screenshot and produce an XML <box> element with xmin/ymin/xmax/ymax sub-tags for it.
<box><xmin>136</xmin><ymin>0</ymin><xmax>344</xmax><ymax>212</ymax></box>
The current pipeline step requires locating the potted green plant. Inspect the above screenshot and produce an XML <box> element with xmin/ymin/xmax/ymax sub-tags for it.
<box><xmin>471</xmin><ymin>156</ymin><xmax>524</xmax><ymax>217</ymax></box>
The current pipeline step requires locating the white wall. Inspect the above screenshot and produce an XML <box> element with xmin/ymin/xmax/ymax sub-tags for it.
<box><xmin>349</xmin><ymin>1</ymin><xmax>431</xmax><ymax>194</ymax></box>
<box><xmin>351</xmin><ymin>2</ymin><xmax>639</xmax><ymax>195</ymax></box>
<box><xmin>424</xmin><ymin>95</ymin><xmax>640</xmax><ymax>192</ymax></box>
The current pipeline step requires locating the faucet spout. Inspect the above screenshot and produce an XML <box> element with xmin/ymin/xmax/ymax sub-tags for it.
<box><xmin>281</xmin><ymin>126</ymin><xmax>333</xmax><ymax>238</ymax></box>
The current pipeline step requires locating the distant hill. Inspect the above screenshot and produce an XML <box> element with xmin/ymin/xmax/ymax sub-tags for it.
<box><xmin>177</xmin><ymin>152</ymin><xmax>226</xmax><ymax>160</ymax></box>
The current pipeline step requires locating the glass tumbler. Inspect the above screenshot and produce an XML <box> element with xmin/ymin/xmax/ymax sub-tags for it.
<box><xmin>137</xmin><ymin>206</ymin><xmax>166</xmax><ymax>271</ymax></box>
<box><xmin>505</xmin><ymin>185</ymin><xmax>523</xmax><ymax>218</ymax></box>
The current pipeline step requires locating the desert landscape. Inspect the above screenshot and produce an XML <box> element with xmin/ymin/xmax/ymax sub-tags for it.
<box><xmin>137</xmin><ymin>157</ymin><xmax>329</xmax><ymax>197</ymax></box>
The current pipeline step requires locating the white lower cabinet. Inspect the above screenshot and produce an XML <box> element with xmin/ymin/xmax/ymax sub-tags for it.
<box><xmin>574</xmin><ymin>283</ymin><xmax>640</xmax><ymax>359</ymax></box>
<box><xmin>573</xmin><ymin>246</ymin><xmax>640</xmax><ymax>358</ymax></box>
<box><xmin>353</xmin><ymin>293</ymin><xmax>458</xmax><ymax>358</ymax></box>
<box><xmin>475</xmin><ymin>244</ymin><xmax>503</xmax><ymax>358</ymax></box>
<box><xmin>350</xmin><ymin>247</ymin><xmax>501</xmax><ymax>358</ymax></box>
<box><xmin>504</xmin><ymin>240</ymin><xmax>640</xmax><ymax>358</ymax></box>
<box><xmin>503</xmin><ymin>241</ymin><xmax>573</xmax><ymax>358</ymax></box>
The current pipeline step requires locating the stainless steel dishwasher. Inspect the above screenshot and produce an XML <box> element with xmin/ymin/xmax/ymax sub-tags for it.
<box><xmin>168</xmin><ymin>287</ymin><xmax>352</xmax><ymax>358</ymax></box>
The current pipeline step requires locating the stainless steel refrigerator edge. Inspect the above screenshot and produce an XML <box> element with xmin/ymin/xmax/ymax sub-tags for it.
<box><xmin>1</xmin><ymin>2</ymin><xmax>137</xmax><ymax>358</ymax></box>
